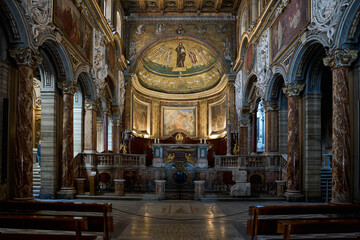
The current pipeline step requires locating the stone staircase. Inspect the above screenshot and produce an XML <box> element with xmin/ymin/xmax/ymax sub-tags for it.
<box><xmin>33</xmin><ymin>164</ymin><xmax>41</xmax><ymax>198</ymax></box>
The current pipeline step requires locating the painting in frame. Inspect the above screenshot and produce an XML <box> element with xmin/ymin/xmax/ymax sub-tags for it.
<box><xmin>209</xmin><ymin>96</ymin><xmax>227</xmax><ymax>135</ymax></box>
<box><xmin>132</xmin><ymin>96</ymin><xmax>150</xmax><ymax>135</ymax></box>
<box><xmin>54</xmin><ymin>0</ymin><xmax>92</xmax><ymax>62</ymax></box>
<box><xmin>162</xmin><ymin>106</ymin><xmax>197</xmax><ymax>137</ymax></box>
<box><xmin>271</xmin><ymin>0</ymin><xmax>310</xmax><ymax>62</ymax></box>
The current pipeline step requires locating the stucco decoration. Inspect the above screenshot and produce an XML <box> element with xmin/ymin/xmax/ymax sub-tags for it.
<box><xmin>275</xmin><ymin>0</ymin><xmax>291</xmax><ymax>17</ymax></box>
<box><xmin>235</xmin><ymin>70</ymin><xmax>243</xmax><ymax>119</ymax></box>
<box><xmin>256</xmin><ymin>28</ymin><xmax>271</xmax><ymax>98</ymax></box>
<box><xmin>91</xmin><ymin>30</ymin><xmax>108</xmax><ymax>98</ymax></box>
<box><xmin>135</xmin><ymin>36</ymin><xmax>226</xmax><ymax>94</ymax></box>
<box><xmin>308</xmin><ymin>0</ymin><xmax>351</xmax><ymax>44</ymax></box>
<box><xmin>21</xmin><ymin>0</ymin><xmax>55</xmax><ymax>43</ymax></box>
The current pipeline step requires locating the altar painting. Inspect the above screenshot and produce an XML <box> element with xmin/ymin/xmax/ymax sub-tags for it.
<box><xmin>54</xmin><ymin>0</ymin><xmax>92</xmax><ymax>61</ymax></box>
<box><xmin>132</xmin><ymin>97</ymin><xmax>150</xmax><ymax>134</ymax></box>
<box><xmin>209</xmin><ymin>97</ymin><xmax>227</xmax><ymax>135</ymax></box>
<box><xmin>162</xmin><ymin>107</ymin><xmax>196</xmax><ymax>137</ymax></box>
<box><xmin>271</xmin><ymin>0</ymin><xmax>309</xmax><ymax>61</ymax></box>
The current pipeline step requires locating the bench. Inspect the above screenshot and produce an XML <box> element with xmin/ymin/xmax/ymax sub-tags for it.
<box><xmin>0</xmin><ymin>200</ymin><xmax>113</xmax><ymax>240</ymax></box>
<box><xmin>277</xmin><ymin>219</ymin><xmax>360</xmax><ymax>240</ymax></box>
<box><xmin>0</xmin><ymin>214</ymin><xmax>96</xmax><ymax>240</ymax></box>
<box><xmin>247</xmin><ymin>204</ymin><xmax>360</xmax><ymax>240</ymax></box>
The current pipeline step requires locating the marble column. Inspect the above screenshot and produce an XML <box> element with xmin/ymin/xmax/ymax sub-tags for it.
<box><xmin>323</xmin><ymin>49</ymin><xmax>358</xmax><ymax>204</ymax></box>
<box><xmin>58</xmin><ymin>81</ymin><xmax>77</xmax><ymax>197</ymax></box>
<box><xmin>103</xmin><ymin>105</ymin><xmax>110</xmax><ymax>152</ymax></box>
<box><xmin>9</xmin><ymin>48</ymin><xmax>38</xmax><ymax>200</ymax></box>
<box><xmin>251</xmin><ymin>112</ymin><xmax>257</xmax><ymax>153</ymax></box>
<box><xmin>239</xmin><ymin>120</ymin><xmax>249</xmax><ymax>154</ymax></box>
<box><xmin>226</xmin><ymin>123</ymin><xmax>232</xmax><ymax>155</ymax></box>
<box><xmin>112</xmin><ymin>120</ymin><xmax>121</xmax><ymax>153</ymax></box>
<box><xmin>263</xmin><ymin>101</ymin><xmax>279</xmax><ymax>153</ymax></box>
<box><xmin>283</xmin><ymin>83</ymin><xmax>304</xmax><ymax>201</ymax></box>
<box><xmin>84</xmin><ymin>100</ymin><xmax>98</xmax><ymax>152</ymax></box>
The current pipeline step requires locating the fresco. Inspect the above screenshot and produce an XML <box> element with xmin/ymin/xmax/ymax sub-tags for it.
<box><xmin>54</xmin><ymin>0</ymin><xmax>91</xmax><ymax>61</ymax></box>
<box><xmin>163</xmin><ymin>107</ymin><xmax>196</xmax><ymax>137</ymax></box>
<box><xmin>210</xmin><ymin>98</ymin><xmax>227</xmax><ymax>134</ymax></box>
<box><xmin>271</xmin><ymin>0</ymin><xmax>309</xmax><ymax>61</ymax></box>
<box><xmin>135</xmin><ymin>36</ymin><xmax>226</xmax><ymax>94</ymax></box>
<box><xmin>132</xmin><ymin>98</ymin><xmax>148</xmax><ymax>134</ymax></box>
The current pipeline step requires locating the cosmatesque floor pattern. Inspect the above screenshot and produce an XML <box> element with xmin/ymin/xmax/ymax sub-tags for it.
<box><xmin>1</xmin><ymin>199</ymin><xmax>360</xmax><ymax>239</ymax></box>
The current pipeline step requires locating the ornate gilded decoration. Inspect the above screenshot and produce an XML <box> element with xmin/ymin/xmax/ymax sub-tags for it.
<box><xmin>57</xmin><ymin>81</ymin><xmax>78</xmax><ymax>94</ymax></box>
<box><xmin>185</xmin><ymin>153</ymin><xmax>195</xmax><ymax>165</ymax></box>
<box><xmin>263</xmin><ymin>101</ymin><xmax>279</xmax><ymax>111</ymax></box>
<box><xmin>9</xmin><ymin>48</ymin><xmax>34</xmax><ymax>67</ymax></box>
<box><xmin>166</xmin><ymin>153</ymin><xmax>176</xmax><ymax>165</ymax></box>
<box><xmin>119</xmin><ymin>140</ymin><xmax>127</xmax><ymax>154</ymax></box>
<box><xmin>232</xmin><ymin>143</ymin><xmax>240</xmax><ymax>155</ymax></box>
<box><xmin>175</xmin><ymin>133</ymin><xmax>184</xmax><ymax>143</ymax></box>
<box><xmin>323</xmin><ymin>49</ymin><xmax>358</xmax><ymax>69</ymax></box>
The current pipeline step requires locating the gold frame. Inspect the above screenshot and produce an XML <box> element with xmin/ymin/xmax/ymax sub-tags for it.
<box><xmin>208</xmin><ymin>95</ymin><xmax>227</xmax><ymax>136</ymax></box>
<box><xmin>131</xmin><ymin>95</ymin><xmax>151</xmax><ymax>136</ymax></box>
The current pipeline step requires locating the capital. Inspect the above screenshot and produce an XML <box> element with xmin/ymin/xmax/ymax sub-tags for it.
<box><xmin>57</xmin><ymin>81</ymin><xmax>78</xmax><ymax>94</ymax></box>
<box><xmin>112</xmin><ymin>119</ymin><xmax>122</xmax><ymax>127</ymax></box>
<box><xmin>9</xmin><ymin>48</ymin><xmax>34</xmax><ymax>67</ymax></box>
<box><xmin>263</xmin><ymin>100</ymin><xmax>278</xmax><ymax>111</ymax></box>
<box><xmin>112</xmin><ymin>105</ymin><xmax>120</xmax><ymax>116</ymax></box>
<box><xmin>282</xmin><ymin>83</ymin><xmax>304</xmax><ymax>97</ymax></box>
<box><xmin>239</xmin><ymin>120</ymin><xmax>249</xmax><ymax>127</ymax></box>
<box><xmin>85</xmin><ymin>99</ymin><xmax>99</xmax><ymax>110</ymax></box>
<box><xmin>323</xmin><ymin>49</ymin><xmax>358</xmax><ymax>68</ymax></box>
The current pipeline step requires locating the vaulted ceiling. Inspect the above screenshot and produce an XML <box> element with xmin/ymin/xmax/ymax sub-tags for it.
<box><xmin>120</xmin><ymin>0</ymin><xmax>241</xmax><ymax>15</ymax></box>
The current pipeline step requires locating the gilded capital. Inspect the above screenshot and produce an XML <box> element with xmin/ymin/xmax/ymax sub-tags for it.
<box><xmin>57</xmin><ymin>81</ymin><xmax>78</xmax><ymax>94</ymax></box>
<box><xmin>85</xmin><ymin>99</ymin><xmax>99</xmax><ymax>110</ymax></box>
<box><xmin>112</xmin><ymin>119</ymin><xmax>122</xmax><ymax>127</ymax></box>
<box><xmin>241</xmin><ymin>106</ymin><xmax>250</xmax><ymax>117</ymax></box>
<box><xmin>323</xmin><ymin>49</ymin><xmax>358</xmax><ymax>68</ymax></box>
<box><xmin>112</xmin><ymin>105</ymin><xmax>120</xmax><ymax>116</ymax></box>
<box><xmin>263</xmin><ymin>100</ymin><xmax>278</xmax><ymax>111</ymax></box>
<box><xmin>9</xmin><ymin>48</ymin><xmax>34</xmax><ymax>67</ymax></box>
<box><xmin>282</xmin><ymin>83</ymin><xmax>304</xmax><ymax>97</ymax></box>
<box><xmin>239</xmin><ymin>120</ymin><xmax>249</xmax><ymax>127</ymax></box>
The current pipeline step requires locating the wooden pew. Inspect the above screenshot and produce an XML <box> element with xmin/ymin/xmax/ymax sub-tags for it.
<box><xmin>277</xmin><ymin>219</ymin><xmax>360</xmax><ymax>240</ymax></box>
<box><xmin>0</xmin><ymin>214</ymin><xmax>96</xmax><ymax>240</ymax></box>
<box><xmin>0</xmin><ymin>200</ymin><xmax>113</xmax><ymax>240</ymax></box>
<box><xmin>247</xmin><ymin>204</ymin><xmax>360</xmax><ymax>240</ymax></box>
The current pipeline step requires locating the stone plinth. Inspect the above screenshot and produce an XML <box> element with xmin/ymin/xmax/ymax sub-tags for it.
<box><xmin>155</xmin><ymin>180</ymin><xmax>166</xmax><ymax>199</ymax></box>
<box><xmin>275</xmin><ymin>180</ymin><xmax>286</xmax><ymax>197</ymax></box>
<box><xmin>230</xmin><ymin>169</ymin><xmax>251</xmax><ymax>197</ymax></box>
<box><xmin>75</xmin><ymin>178</ymin><xmax>86</xmax><ymax>195</ymax></box>
<box><xmin>194</xmin><ymin>180</ymin><xmax>205</xmax><ymax>200</ymax></box>
<box><xmin>114</xmin><ymin>179</ymin><xmax>125</xmax><ymax>196</ymax></box>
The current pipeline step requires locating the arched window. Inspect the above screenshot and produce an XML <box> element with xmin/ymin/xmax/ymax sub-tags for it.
<box><xmin>256</xmin><ymin>100</ymin><xmax>265</xmax><ymax>152</ymax></box>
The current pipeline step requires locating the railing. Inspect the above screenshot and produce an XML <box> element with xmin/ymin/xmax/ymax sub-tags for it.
<box><xmin>214</xmin><ymin>154</ymin><xmax>283</xmax><ymax>169</ymax></box>
<box><xmin>80</xmin><ymin>153</ymin><xmax>146</xmax><ymax>168</ymax></box>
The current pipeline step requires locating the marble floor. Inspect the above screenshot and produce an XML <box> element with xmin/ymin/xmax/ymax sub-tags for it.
<box><xmin>1</xmin><ymin>199</ymin><xmax>359</xmax><ymax>239</ymax></box>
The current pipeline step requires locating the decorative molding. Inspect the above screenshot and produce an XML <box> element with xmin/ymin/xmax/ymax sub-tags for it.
<box><xmin>0</xmin><ymin>0</ymin><xmax>20</xmax><ymax>39</ymax></box>
<box><xmin>118</xmin><ymin>71</ymin><xmax>126</xmax><ymax>118</ymax></box>
<box><xmin>111</xmin><ymin>119</ymin><xmax>121</xmax><ymax>127</ymax></box>
<box><xmin>275</xmin><ymin>0</ymin><xmax>291</xmax><ymax>18</ymax></box>
<box><xmin>308</xmin><ymin>0</ymin><xmax>351</xmax><ymax>44</ymax></box>
<box><xmin>323</xmin><ymin>48</ymin><xmax>358</xmax><ymax>68</ymax></box>
<box><xmin>256</xmin><ymin>28</ymin><xmax>271</xmax><ymax>98</ymax></box>
<box><xmin>348</xmin><ymin>8</ymin><xmax>360</xmax><ymax>40</ymax></box>
<box><xmin>57</xmin><ymin>81</ymin><xmax>78</xmax><ymax>94</ymax></box>
<box><xmin>241</xmin><ymin>106</ymin><xmax>250</xmax><ymax>117</ymax></box>
<box><xmin>21</xmin><ymin>0</ymin><xmax>55</xmax><ymax>43</ymax></box>
<box><xmin>239</xmin><ymin>120</ymin><xmax>249</xmax><ymax>127</ymax></box>
<box><xmin>282</xmin><ymin>83</ymin><xmax>304</xmax><ymax>96</ymax></box>
<box><xmin>111</xmin><ymin>105</ymin><xmax>120</xmax><ymax>116</ymax></box>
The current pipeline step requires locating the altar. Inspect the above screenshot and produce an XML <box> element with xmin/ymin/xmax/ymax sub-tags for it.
<box><xmin>151</xmin><ymin>143</ymin><xmax>210</xmax><ymax>169</ymax></box>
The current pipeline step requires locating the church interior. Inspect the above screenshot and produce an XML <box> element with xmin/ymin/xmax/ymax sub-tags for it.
<box><xmin>0</xmin><ymin>0</ymin><xmax>360</xmax><ymax>239</ymax></box>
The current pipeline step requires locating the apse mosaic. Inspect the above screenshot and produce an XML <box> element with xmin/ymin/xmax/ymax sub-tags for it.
<box><xmin>135</xmin><ymin>37</ymin><xmax>225</xmax><ymax>94</ymax></box>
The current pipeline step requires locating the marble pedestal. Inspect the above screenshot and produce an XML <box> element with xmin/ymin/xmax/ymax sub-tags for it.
<box><xmin>155</xmin><ymin>180</ymin><xmax>166</xmax><ymax>200</ymax></box>
<box><xmin>114</xmin><ymin>179</ymin><xmax>125</xmax><ymax>196</ymax></box>
<box><xmin>284</xmin><ymin>190</ymin><xmax>304</xmax><ymax>202</ymax></box>
<box><xmin>75</xmin><ymin>178</ymin><xmax>86</xmax><ymax>195</ymax></box>
<box><xmin>230</xmin><ymin>170</ymin><xmax>251</xmax><ymax>197</ymax></box>
<box><xmin>194</xmin><ymin>180</ymin><xmax>205</xmax><ymax>200</ymax></box>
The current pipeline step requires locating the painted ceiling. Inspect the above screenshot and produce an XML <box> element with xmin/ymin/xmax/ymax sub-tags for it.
<box><xmin>135</xmin><ymin>36</ymin><xmax>226</xmax><ymax>94</ymax></box>
<box><xmin>120</xmin><ymin>0</ymin><xmax>241</xmax><ymax>15</ymax></box>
